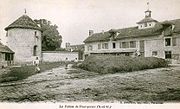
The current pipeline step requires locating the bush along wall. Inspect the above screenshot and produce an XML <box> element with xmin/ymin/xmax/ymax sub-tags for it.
<box><xmin>78</xmin><ymin>55</ymin><xmax>168</xmax><ymax>74</ymax></box>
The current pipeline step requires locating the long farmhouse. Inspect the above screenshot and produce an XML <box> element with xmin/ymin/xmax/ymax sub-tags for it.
<box><xmin>84</xmin><ymin>9</ymin><xmax>180</xmax><ymax>64</ymax></box>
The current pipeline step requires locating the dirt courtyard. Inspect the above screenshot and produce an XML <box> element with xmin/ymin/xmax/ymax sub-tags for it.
<box><xmin>0</xmin><ymin>64</ymin><xmax>180</xmax><ymax>103</ymax></box>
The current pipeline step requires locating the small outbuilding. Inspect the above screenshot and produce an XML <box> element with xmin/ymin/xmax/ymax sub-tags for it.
<box><xmin>0</xmin><ymin>42</ymin><xmax>14</xmax><ymax>68</ymax></box>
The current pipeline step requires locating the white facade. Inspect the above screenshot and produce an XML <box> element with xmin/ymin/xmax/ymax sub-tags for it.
<box><xmin>84</xmin><ymin>33</ymin><xmax>180</xmax><ymax>64</ymax></box>
<box><xmin>85</xmin><ymin>40</ymin><xmax>139</xmax><ymax>55</ymax></box>
<box><xmin>84</xmin><ymin>8</ymin><xmax>180</xmax><ymax>64</ymax></box>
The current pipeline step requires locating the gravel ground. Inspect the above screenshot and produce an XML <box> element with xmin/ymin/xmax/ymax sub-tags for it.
<box><xmin>0</xmin><ymin>64</ymin><xmax>180</xmax><ymax>103</ymax></box>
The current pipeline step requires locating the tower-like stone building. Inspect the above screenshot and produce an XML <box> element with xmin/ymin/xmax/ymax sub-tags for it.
<box><xmin>5</xmin><ymin>14</ymin><xmax>42</xmax><ymax>64</ymax></box>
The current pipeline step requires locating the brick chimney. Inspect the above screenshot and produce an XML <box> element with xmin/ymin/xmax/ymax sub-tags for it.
<box><xmin>102</xmin><ymin>30</ymin><xmax>104</xmax><ymax>34</ymax></box>
<box><xmin>89</xmin><ymin>30</ymin><xmax>94</xmax><ymax>36</ymax></box>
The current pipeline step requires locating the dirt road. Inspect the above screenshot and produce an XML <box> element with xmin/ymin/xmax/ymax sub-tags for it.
<box><xmin>0</xmin><ymin>65</ymin><xmax>180</xmax><ymax>102</ymax></box>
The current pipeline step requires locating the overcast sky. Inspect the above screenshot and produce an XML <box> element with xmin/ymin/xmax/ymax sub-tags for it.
<box><xmin>0</xmin><ymin>0</ymin><xmax>180</xmax><ymax>47</ymax></box>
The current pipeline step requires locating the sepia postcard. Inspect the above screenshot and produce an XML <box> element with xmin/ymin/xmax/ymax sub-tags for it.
<box><xmin>0</xmin><ymin>0</ymin><xmax>180</xmax><ymax>109</ymax></box>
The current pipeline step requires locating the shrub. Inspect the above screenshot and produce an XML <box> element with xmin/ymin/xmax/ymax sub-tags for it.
<box><xmin>78</xmin><ymin>55</ymin><xmax>168</xmax><ymax>74</ymax></box>
<box><xmin>0</xmin><ymin>62</ymin><xmax>64</xmax><ymax>83</ymax></box>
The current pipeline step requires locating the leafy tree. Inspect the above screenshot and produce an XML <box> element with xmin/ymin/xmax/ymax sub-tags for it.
<box><xmin>34</xmin><ymin>19</ymin><xmax>62</xmax><ymax>51</ymax></box>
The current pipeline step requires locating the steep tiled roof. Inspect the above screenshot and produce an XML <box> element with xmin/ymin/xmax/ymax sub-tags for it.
<box><xmin>160</xmin><ymin>19</ymin><xmax>180</xmax><ymax>35</ymax></box>
<box><xmin>84</xmin><ymin>32</ymin><xmax>111</xmax><ymax>43</ymax></box>
<box><xmin>5</xmin><ymin>15</ymin><xmax>41</xmax><ymax>31</ymax></box>
<box><xmin>116</xmin><ymin>23</ymin><xmax>163</xmax><ymax>39</ymax></box>
<box><xmin>0</xmin><ymin>42</ymin><xmax>14</xmax><ymax>53</ymax></box>
<box><xmin>170</xmin><ymin>19</ymin><xmax>180</xmax><ymax>33</ymax></box>
<box><xmin>84</xmin><ymin>19</ymin><xmax>180</xmax><ymax>43</ymax></box>
<box><xmin>137</xmin><ymin>17</ymin><xmax>158</xmax><ymax>24</ymax></box>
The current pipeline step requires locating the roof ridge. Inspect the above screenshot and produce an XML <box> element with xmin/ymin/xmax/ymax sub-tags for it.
<box><xmin>116</xmin><ymin>26</ymin><xmax>138</xmax><ymax>30</ymax></box>
<box><xmin>166</xmin><ymin>18</ymin><xmax>180</xmax><ymax>22</ymax></box>
<box><xmin>0</xmin><ymin>41</ymin><xmax>14</xmax><ymax>53</ymax></box>
<box><xmin>5</xmin><ymin>15</ymin><xmax>41</xmax><ymax>31</ymax></box>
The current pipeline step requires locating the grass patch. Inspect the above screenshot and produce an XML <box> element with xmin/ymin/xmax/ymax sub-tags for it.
<box><xmin>67</xmin><ymin>69</ymin><xmax>99</xmax><ymax>79</ymax></box>
<box><xmin>77</xmin><ymin>55</ymin><xmax>168</xmax><ymax>74</ymax></box>
<box><xmin>155</xmin><ymin>88</ymin><xmax>180</xmax><ymax>101</ymax></box>
<box><xmin>0</xmin><ymin>62</ymin><xmax>65</xmax><ymax>83</ymax></box>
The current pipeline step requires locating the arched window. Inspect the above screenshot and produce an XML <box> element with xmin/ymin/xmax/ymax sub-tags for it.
<box><xmin>33</xmin><ymin>45</ymin><xmax>38</xmax><ymax>56</ymax></box>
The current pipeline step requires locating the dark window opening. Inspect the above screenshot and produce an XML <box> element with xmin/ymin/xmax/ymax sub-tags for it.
<box><xmin>35</xmin><ymin>31</ymin><xmax>37</xmax><ymax>36</ymax></box>
<box><xmin>165</xmin><ymin>51</ymin><xmax>172</xmax><ymax>59</ymax></box>
<box><xmin>33</xmin><ymin>45</ymin><xmax>38</xmax><ymax>56</ymax></box>
<box><xmin>165</xmin><ymin>38</ymin><xmax>171</xmax><ymax>46</ymax></box>
<box><xmin>152</xmin><ymin>51</ymin><xmax>158</xmax><ymax>56</ymax></box>
<box><xmin>5</xmin><ymin>53</ymin><xmax>13</xmax><ymax>61</ymax></box>
<box><xmin>112</xmin><ymin>43</ymin><xmax>116</xmax><ymax>49</ymax></box>
<box><xmin>5</xmin><ymin>53</ymin><xmax>10</xmax><ymax>61</ymax></box>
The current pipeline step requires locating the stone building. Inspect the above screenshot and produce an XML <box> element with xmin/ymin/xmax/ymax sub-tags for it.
<box><xmin>5</xmin><ymin>14</ymin><xmax>42</xmax><ymax>64</ymax></box>
<box><xmin>65</xmin><ymin>43</ymin><xmax>84</xmax><ymax>60</ymax></box>
<box><xmin>84</xmin><ymin>9</ymin><xmax>180</xmax><ymax>63</ymax></box>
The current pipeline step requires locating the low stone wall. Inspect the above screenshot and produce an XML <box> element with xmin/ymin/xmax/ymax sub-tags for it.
<box><xmin>42</xmin><ymin>51</ymin><xmax>78</xmax><ymax>62</ymax></box>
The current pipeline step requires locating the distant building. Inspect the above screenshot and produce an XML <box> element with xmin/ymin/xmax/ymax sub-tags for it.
<box><xmin>65</xmin><ymin>42</ymin><xmax>71</xmax><ymax>51</ymax></box>
<box><xmin>65</xmin><ymin>43</ymin><xmax>84</xmax><ymax>51</ymax></box>
<box><xmin>65</xmin><ymin>43</ymin><xmax>84</xmax><ymax>60</ymax></box>
<box><xmin>5</xmin><ymin>14</ymin><xmax>42</xmax><ymax>64</ymax></box>
<box><xmin>84</xmin><ymin>8</ymin><xmax>180</xmax><ymax>63</ymax></box>
<box><xmin>0</xmin><ymin>42</ymin><xmax>14</xmax><ymax>67</ymax></box>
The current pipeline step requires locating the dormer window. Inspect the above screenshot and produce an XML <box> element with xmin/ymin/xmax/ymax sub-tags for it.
<box><xmin>116</xmin><ymin>32</ymin><xmax>120</xmax><ymax>37</ymax></box>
